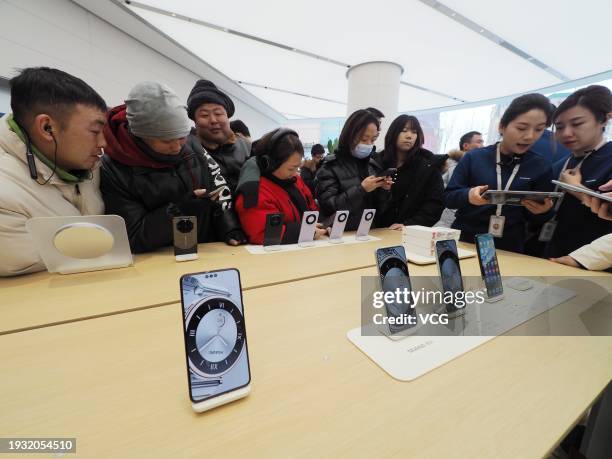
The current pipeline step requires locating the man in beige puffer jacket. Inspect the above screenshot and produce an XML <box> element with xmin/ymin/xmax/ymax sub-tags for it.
<box><xmin>0</xmin><ymin>67</ymin><xmax>107</xmax><ymax>276</ymax></box>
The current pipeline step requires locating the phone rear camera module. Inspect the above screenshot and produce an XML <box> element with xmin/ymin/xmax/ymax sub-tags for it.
<box><xmin>177</xmin><ymin>219</ymin><xmax>195</xmax><ymax>233</ymax></box>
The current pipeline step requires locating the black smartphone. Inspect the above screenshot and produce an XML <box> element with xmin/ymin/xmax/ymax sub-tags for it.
<box><xmin>376</xmin><ymin>167</ymin><xmax>397</xmax><ymax>178</ymax></box>
<box><xmin>434</xmin><ymin>239</ymin><xmax>465</xmax><ymax>313</ymax></box>
<box><xmin>475</xmin><ymin>233</ymin><xmax>504</xmax><ymax>300</ymax></box>
<box><xmin>173</xmin><ymin>216</ymin><xmax>198</xmax><ymax>261</ymax></box>
<box><xmin>375</xmin><ymin>246</ymin><xmax>415</xmax><ymax>335</ymax></box>
<box><xmin>180</xmin><ymin>269</ymin><xmax>251</xmax><ymax>412</ymax></box>
<box><xmin>263</xmin><ymin>213</ymin><xmax>283</xmax><ymax>249</ymax></box>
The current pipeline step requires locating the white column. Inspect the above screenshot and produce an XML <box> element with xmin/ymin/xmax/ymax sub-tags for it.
<box><xmin>346</xmin><ymin>61</ymin><xmax>403</xmax><ymax>150</ymax></box>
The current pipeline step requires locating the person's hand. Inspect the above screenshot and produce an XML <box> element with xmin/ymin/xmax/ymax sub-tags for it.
<box><xmin>380</xmin><ymin>176</ymin><xmax>394</xmax><ymax>191</ymax></box>
<box><xmin>560</xmin><ymin>167</ymin><xmax>582</xmax><ymax>186</ymax></box>
<box><xmin>560</xmin><ymin>168</ymin><xmax>586</xmax><ymax>200</ymax></box>
<box><xmin>314</xmin><ymin>223</ymin><xmax>327</xmax><ymax>240</ymax></box>
<box><xmin>581</xmin><ymin>179</ymin><xmax>612</xmax><ymax>221</ymax></box>
<box><xmin>522</xmin><ymin>197</ymin><xmax>553</xmax><ymax>214</ymax></box>
<box><xmin>468</xmin><ymin>185</ymin><xmax>489</xmax><ymax>206</ymax></box>
<box><xmin>192</xmin><ymin>189</ymin><xmax>207</xmax><ymax>198</ymax></box>
<box><xmin>550</xmin><ymin>256</ymin><xmax>580</xmax><ymax>268</ymax></box>
<box><xmin>206</xmin><ymin>187</ymin><xmax>223</xmax><ymax>202</ymax></box>
<box><xmin>225</xmin><ymin>229</ymin><xmax>247</xmax><ymax>246</ymax></box>
<box><xmin>361</xmin><ymin>175</ymin><xmax>385</xmax><ymax>193</ymax></box>
<box><xmin>388</xmin><ymin>223</ymin><xmax>403</xmax><ymax>230</ymax></box>
<box><xmin>599</xmin><ymin>180</ymin><xmax>612</xmax><ymax>193</ymax></box>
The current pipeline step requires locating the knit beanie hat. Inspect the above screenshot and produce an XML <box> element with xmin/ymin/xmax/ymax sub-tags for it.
<box><xmin>125</xmin><ymin>81</ymin><xmax>191</xmax><ymax>139</ymax></box>
<box><xmin>187</xmin><ymin>79</ymin><xmax>235</xmax><ymax>120</ymax></box>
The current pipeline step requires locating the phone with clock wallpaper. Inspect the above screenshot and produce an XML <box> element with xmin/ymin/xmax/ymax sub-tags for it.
<box><xmin>180</xmin><ymin>269</ymin><xmax>251</xmax><ymax>412</ymax></box>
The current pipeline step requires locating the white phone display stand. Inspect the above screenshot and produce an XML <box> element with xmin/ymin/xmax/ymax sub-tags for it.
<box><xmin>192</xmin><ymin>385</ymin><xmax>251</xmax><ymax>413</ymax></box>
<box><xmin>26</xmin><ymin>215</ymin><xmax>133</xmax><ymax>274</ymax></box>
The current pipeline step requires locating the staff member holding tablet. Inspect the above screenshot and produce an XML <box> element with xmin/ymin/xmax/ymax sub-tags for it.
<box><xmin>545</xmin><ymin>85</ymin><xmax>612</xmax><ymax>259</ymax></box>
<box><xmin>444</xmin><ymin>94</ymin><xmax>555</xmax><ymax>253</ymax></box>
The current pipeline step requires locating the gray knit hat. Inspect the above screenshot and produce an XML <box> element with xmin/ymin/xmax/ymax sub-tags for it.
<box><xmin>125</xmin><ymin>81</ymin><xmax>191</xmax><ymax>139</ymax></box>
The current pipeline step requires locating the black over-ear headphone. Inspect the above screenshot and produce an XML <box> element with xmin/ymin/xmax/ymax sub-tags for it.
<box><xmin>259</xmin><ymin>128</ymin><xmax>299</xmax><ymax>172</ymax></box>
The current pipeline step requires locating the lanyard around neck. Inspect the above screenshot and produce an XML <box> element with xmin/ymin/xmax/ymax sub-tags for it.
<box><xmin>495</xmin><ymin>143</ymin><xmax>521</xmax><ymax>216</ymax></box>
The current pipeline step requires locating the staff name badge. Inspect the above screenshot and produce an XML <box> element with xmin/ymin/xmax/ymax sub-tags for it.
<box><xmin>488</xmin><ymin>215</ymin><xmax>505</xmax><ymax>238</ymax></box>
<box><xmin>538</xmin><ymin>220</ymin><xmax>557</xmax><ymax>242</ymax></box>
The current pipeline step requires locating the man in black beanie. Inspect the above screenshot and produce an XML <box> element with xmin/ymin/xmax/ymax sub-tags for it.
<box><xmin>186</xmin><ymin>79</ymin><xmax>251</xmax><ymax>192</ymax></box>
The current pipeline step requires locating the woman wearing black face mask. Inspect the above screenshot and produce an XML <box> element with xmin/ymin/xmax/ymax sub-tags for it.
<box><xmin>314</xmin><ymin>109</ymin><xmax>392</xmax><ymax>231</ymax></box>
<box><xmin>375</xmin><ymin>115</ymin><xmax>444</xmax><ymax>229</ymax></box>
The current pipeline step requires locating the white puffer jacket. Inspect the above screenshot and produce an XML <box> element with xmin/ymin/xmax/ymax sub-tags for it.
<box><xmin>0</xmin><ymin>114</ymin><xmax>104</xmax><ymax>276</ymax></box>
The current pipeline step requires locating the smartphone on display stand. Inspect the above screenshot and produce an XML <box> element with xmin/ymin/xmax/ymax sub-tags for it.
<box><xmin>434</xmin><ymin>239</ymin><xmax>466</xmax><ymax>317</ymax></box>
<box><xmin>298</xmin><ymin>211</ymin><xmax>319</xmax><ymax>247</ymax></box>
<box><xmin>263</xmin><ymin>213</ymin><xmax>283</xmax><ymax>251</ymax></box>
<box><xmin>475</xmin><ymin>233</ymin><xmax>504</xmax><ymax>302</ymax></box>
<box><xmin>375</xmin><ymin>246</ymin><xmax>416</xmax><ymax>339</ymax></box>
<box><xmin>328</xmin><ymin>210</ymin><xmax>349</xmax><ymax>243</ymax></box>
<box><xmin>356</xmin><ymin>209</ymin><xmax>376</xmax><ymax>241</ymax></box>
<box><xmin>179</xmin><ymin>269</ymin><xmax>251</xmax><ymax>413</ymax></box>
<box><xmin>173</xmin><ymin>216</ymin><xmax>198</xmax><ymax>262</ymax></box>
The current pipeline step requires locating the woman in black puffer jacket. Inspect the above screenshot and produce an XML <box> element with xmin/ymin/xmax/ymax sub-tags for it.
<box><xmin>314</xmin><ymin>109</ymin><xmax>392</xmax><ymax>231</ymax></box>
<box><xmin>375</xmin><ymin>115</ymin><xmax>444</xmax><ymax>229</ymax></box>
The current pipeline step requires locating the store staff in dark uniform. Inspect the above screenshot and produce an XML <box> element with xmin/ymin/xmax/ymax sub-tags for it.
<box><xmin>445</xmin><ymin>94</ymin><xmax>555</xmax><ymax>253</ymax></box>
<box><xmin>545</xmin><ymin>85</ymin><xmax>612</xmax><ymax>258</ymax></box>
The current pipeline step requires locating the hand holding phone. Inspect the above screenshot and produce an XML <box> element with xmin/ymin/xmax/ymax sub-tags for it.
<box><xmin>361</xmin><ymin>176</ymin><xmax>385</xmax><ymax>193</ymax></box>
<box><xmin>376</xmin><ymin>168</ymin><xmax>398</xmax><ymax>178</ymax></box>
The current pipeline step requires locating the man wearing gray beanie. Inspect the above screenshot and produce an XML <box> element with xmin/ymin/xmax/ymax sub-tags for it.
<box><xmin>186</xmin><ymin>79</ymin><xmax>251</xmax><ymax>193</ymax></box>
<box><xmin>101</xmin><ymin>81</ymin><xmax>247</xmax><ymax>253</ymax></box>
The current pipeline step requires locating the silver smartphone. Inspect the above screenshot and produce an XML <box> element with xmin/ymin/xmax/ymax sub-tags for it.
<box><xmin>298</xmin><ymin>211</ymin><xmax>319</xmax><ymax>247</ymax></box>
<box><xmin>475</xmin><ymin>233</ymin><xmax>504</xmax><ymax>301</ymax></box>
<box><xmin>180</xmin><ymin>269</ymin><xmax>251</xmax><ymax>412</ymax></box>
<box><xmin>328</xmin><ymin>210</ymin><xmax>349</xmax><ymax>243</ymax></box>
<box><xmin>173</xmin><ymin>216</ymin><xmax>198</xmax><ymax>261</ymax></box>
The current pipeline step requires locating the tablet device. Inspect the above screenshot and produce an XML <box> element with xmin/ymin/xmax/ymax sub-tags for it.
<box><xmin>483</xmin><ymin>190</ymin><xmax>563</xmax><ymax>205</ymax></box>
<box><xmin>551</xmin><ymin>180</ymin><xmax>612</xmax><ymax>203</ymax></box>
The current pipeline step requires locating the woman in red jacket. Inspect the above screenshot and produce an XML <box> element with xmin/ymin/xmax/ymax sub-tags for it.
<box><xmin>235</xmin><ymin>128</ymin><xmax>326</xmax><ymax>244</ymax></box>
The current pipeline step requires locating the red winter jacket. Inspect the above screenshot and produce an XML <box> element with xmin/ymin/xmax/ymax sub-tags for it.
<box><xmin>236</xmin><ymin>175</ymin><xmax>318</xmax><ymax>244</ymax></box>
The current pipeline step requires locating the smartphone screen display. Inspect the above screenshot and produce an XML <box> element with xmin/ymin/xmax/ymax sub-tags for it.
<box><xmin>375</xmin><ymin>246</ymin><xmax>414</xmax><ymax>334</ymax></box>
<box><xmin>475</xmin><ymin>233</ymin><xmax>503</xmax><ymax>298</ymax></box>
<box><xmin>263</xmin><ymin>213</ymin><xmax>283</xmax><ymax>247</ymax></box>
<box><xmin>435</xmin><ymin>239</ymin><xmax>464</xmax><ymax>312</ymax></box>
<box><xmin>180</xmin><ymin>269</ymin><xmax>251</xmax><ymax>403</ymax></box>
